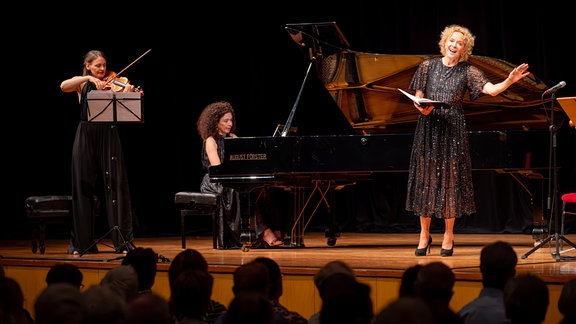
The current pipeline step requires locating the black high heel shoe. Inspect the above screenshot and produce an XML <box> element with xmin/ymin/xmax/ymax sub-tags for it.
<box><xmin>440</xmin><ymin>240</ymin><xmax>454</xmax><ymax>257</ymax></box>
<box><xmin>415</xmin><ymin>236</ymin><xmax>432</xmax><ymax>256</ymax></box>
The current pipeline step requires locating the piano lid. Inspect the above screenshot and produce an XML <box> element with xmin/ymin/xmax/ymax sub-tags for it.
<box><xmin>285</xmin><ymin>22</ymin><xmax>555</xmax><ymax>134</ymax></box>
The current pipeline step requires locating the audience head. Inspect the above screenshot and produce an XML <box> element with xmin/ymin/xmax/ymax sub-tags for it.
<box><xmin>319</xmin><ymin>272</ymin><xmax>373</xmax><ymax>324</ymax></box>
<box><xmin>121</xmin><ymin>247</ymin><xmax>158</xmax><ymax>293</ymax></box>
<box><xmin>170</xmin><ymin>269</ymin><xmax>214</xmax><ymax>321</ymax></box>
<box><xmin>83</xmin><ymin>285</ymin><xmax>127</xmax><ymax>324</ymax></box>
<box><xmin>0</xmin><ymin>276</ymin><xmax>29</xmax><ymax>324</ymax></box>
<box><xmin>253</xmin><ymin>257</ymin><xmax>283</xmax><ymax>301</ymax></box>
<box><xmin>224</xmin><ymin>291</ymin><xmax>274</xmax><ymax>324</ymax></box>
<box><xmin>34</xmin><ymin>282</ymin><xmax>86</xmax><ymax>324</ymax></box>
<box><xmin>504</xmin><ymin>273</ymin><xmax>549</xmax><ymax>324</ymax></box>
<box><xmin>126</xmin><ymin>292</ymin><xmax>170</xmax><ymax>324</ymax></box>
<box><xmin>480</xmin><ymin>241</ymin><xmax>518</xmax><ymax>289</ymax></box>
<box><xmin>82</xmin><ymin>284</ymin><xmax>127</xmax><ymax>324</ymax></box>
<box><xmin>100</xmin><ymin>265</ymin><xmax>139</xmax><ymax>302</ymax></box>
<box><xmin>168</xmin><ymin>248</ymin><xmax>208</xmax><ymax>289</ymax></box>
<box><xmin>45</xmin><ymin>262</ymin><xmax>84</xmax><ymax>289</ymax></box>
<box><xmin>399</xmin><ymin>264</ymin><xmax>422</xmax><ymax>297</ymax></box>
<box><xmin>558</xmin><ymin>278</ymin><xmax>576</xmax><ymax>324</ymax></box>
<box><xmin>373</xmin><ymin>296</ymin><xmax>434</xmax><ymax>324</ymax></box>
<box><xmin>232</xmin><ymin>261</ymin><xmax>270</xmax><ymax>296</ymax></box>
<box><xmin>414</xmin><ymin>261</ymin><xmax>455</xmax><ymax>304</ymax></box>
<box><xmin>314</xmin><ymin>260</ymin><xmax>355</xmax><ymax>291</ymax></box>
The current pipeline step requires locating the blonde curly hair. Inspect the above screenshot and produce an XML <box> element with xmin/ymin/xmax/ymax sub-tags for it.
<box><xmin>438</xmin><ymin>24</ymin><xmax>475</xmax><ymax>62</ymax></box>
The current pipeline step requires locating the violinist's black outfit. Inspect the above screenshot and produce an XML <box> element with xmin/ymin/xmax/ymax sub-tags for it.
<box><xmin>69</xmin><ymin>81</ymin><xmax>136</xmax><ymax>253</ymax></box>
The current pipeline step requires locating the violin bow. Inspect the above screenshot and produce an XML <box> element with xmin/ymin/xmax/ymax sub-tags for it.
<box><xmin>113</xmin><ymin>48</ymin><xmax>152</xmax><ymax>79</ymax></box>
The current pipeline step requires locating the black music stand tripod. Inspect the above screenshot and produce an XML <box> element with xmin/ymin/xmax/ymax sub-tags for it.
<box><xmin>521</xmin><ymin>90</ymin><xmax>576</xmax><ymax>261</ymax></box>
<box><xmin>79</xmin><ymin>90</ymin><xmax>142</xmax><ymax>257</ymax></box>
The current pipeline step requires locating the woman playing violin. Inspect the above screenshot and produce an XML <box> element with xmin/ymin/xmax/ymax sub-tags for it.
<box><xmin>60</xmin><ymin>50</ymin><xmax>137</xmax><ymax>254</ymax></box>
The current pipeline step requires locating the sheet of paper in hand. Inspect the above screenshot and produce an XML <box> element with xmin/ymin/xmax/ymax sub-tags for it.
<box><xmin>398</xmin><ymin>88</ymin><xmax>447</xmax><ymax>107</ymax></box>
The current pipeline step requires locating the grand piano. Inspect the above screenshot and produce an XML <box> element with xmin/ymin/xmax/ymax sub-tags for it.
<box><xmin>209</xmin><ymin>22</ymin><xmax>565</xmax><ymax>247</ymax></box>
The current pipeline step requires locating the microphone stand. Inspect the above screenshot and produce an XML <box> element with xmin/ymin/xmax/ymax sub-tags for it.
<box><xmin>521</xmin><ymin>91</ymin><xmax>576</xmax><ymax>260</ymax></box>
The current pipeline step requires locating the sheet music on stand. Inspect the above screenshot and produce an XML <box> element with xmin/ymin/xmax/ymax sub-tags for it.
<box><xmin>556</xmin><ymin>97</ymin><xmax>576</xmax><ymax>127</ymax></box>
<box><xmin>87</xmin><ymin>90</ymin><xmax>143</xmax><ymax>123</ymax></box>
<box><xmin>273</xmin><ymin>124</ymin><xmax>297</xmax><ymax>137</ymax></box>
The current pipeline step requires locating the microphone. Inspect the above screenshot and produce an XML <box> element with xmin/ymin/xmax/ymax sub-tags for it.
<box><xmin>543</xmin><ymin>81</ymin><xmax>566</xmax><ymax>95</ymax></box>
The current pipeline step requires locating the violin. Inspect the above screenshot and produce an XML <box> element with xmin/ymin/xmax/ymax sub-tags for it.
<box><xmin>102</xmin><ymin>49</ymin><xmax>151</xmax><ymax>95</ymax></box>
<box><xmin>103</xmin><ymin>71</ymin><xmax>144</xmax><ymax>95</ymax></box>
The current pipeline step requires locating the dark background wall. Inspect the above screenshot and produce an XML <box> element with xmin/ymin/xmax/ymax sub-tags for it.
<box><xmin>3</xmin><ymin>1</ymin><xmax>575</xmax><ymax>239</ymax></box>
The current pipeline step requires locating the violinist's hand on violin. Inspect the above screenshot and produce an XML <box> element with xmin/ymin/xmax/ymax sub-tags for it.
<box><xmin>122</xmin><ymin>83</ymin><xmax>135</xmax><ymax>92</ymax></box>
<box><xmin>89</xmin><ymin>76</ymin><xmax>110</xmax><ymax>90</ymax></box>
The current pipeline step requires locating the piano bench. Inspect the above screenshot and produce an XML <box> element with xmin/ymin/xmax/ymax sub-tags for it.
<box><xmin>174</xmin><ymin>192</ymin><xmax>220</xmax><ymax>249</ymax></box>
<box><xmin>561</xmin><ymin>193</ymin><xmax>576</xmax><ymax>246</ymax></box>
<box><xmin>25</xmin><ymin>195</ymin><xmax>72</xmax><ymax>254</ymax></box>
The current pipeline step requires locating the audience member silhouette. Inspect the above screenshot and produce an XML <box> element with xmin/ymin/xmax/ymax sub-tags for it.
<box><xmin>372</xmin><ymin>296</ymin><xmax>434</xmax><ymax>324</ymax></box>
<box><xmin>0</xmin><ymin>276</ymin><xmax>34</xmax><ymax>324</ymax></box>
<box><xmin>318</xmin><ymin>272</ymin><xmax>373</xmax><ymax>324</ymax></box>
<box><xmin>558</xmin><ymin>278</ymin><xmax>576</xmax><ymax>324</ymax></box>
<box><xmin>168</xmin><ymin>248</ymin><xmax>227</xmax><ymax>323</ymax></box>
<box><xmin>34</xmin><ymin>282</ymin><xmax>85</xmax><ymax>324</ymax></box>
<box><xmin>503</xmin><ymin>273</ymin><xmax>549</xmax><ymax>324</ymax></box>
<box><xmin>398</xmin><ymin>264</ymin><xmax>423</xmax><ymax>297</ymax></box>
<box><xmin>457</xmin><ymin>240</ymin><xmax>518</xmax><ymax>324</ymax></box>
<box><xmin>254</xmin><ymin>257</ymin><xmax>308</xmax><ymax>324</ymax></box>
<box><xmin>309</xmin><ymin>260</ymin><xmax>356</xmax><ymax>324</ymax></box>
<box><xmin>232</xmin><ymin>261</ymin><xmax>271</xmax><ymax>296</ymax></box>
<box><xmin>82</xmin><ymin>284</ymin><xmax>127</xmax><ymax>324</ymax></box>
<box><xmin>121</xmin><ymin>247</ymin><xmax>158</xmax><ymax>294</ymax></box>
<box><xmin>100</xmin><ymin>264</ymin><xmax>140</xmax><ymax>303</ymax></box>
<box><xmin>414</xmin><ymin>261</ymin><xmax>462</xmax><ymax>324</ymax></box>
<box><xmin>216</xmin><ymin>260</ymin><xmax>287</xmax><ymax>324</ymax></box>
<box><xmin>125</xmin><ymin>292</ymin><xmax>171</xmax><ymax>324</ymax></box>
<box><xmin>45</xmin><ymin>262</ymin><xmax>84</xmax><ymax>289</ymax></box>
<box><xmin>224</xmin><ymin>291</ymin><xmax>274</xmax><ymax>324</ymax></box>
<box><xmin>170</xmin><ymin>268</ymin><xmax>214</xmax><ymax>324</ymax></box>
<box><xmin>168</xmin><ymin>248</ymin><xmax>209</xmax><ymax>285</ymax></box>
<box><xmin>313</xmin><ymin>260</ymin><xmax>355</xmax><ymax>289</ymax></box>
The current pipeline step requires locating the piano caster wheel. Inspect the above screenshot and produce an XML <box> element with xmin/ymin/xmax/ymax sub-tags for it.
<box><xmin>242</xmin><ymin>244</ymin><xmax>250</xmax><ymax>252</ymax></box>
<box><xmin>327</xmin><ymin>237</ymin><xmax>337</xmax><ymax>246</ymax></box>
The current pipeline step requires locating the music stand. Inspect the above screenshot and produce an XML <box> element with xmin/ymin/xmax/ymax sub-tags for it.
<box><xmin>521</xmin><ymin>93</ymin><xmax>576</xmax><ymax>261</ymax></box>
<box><xmin>87</xmin><ymin>90</ymin><xmax>143</xmax><ymax>123</ymax></box>
<box><xmin>557</xmin><ymin>97</ymin><xmax>576</xmax><ymax>125</ymax></box>
<box><xmin>80</xmin><ymin>90</ymin><xmax>143</xmax><ymax>256</ymax></box>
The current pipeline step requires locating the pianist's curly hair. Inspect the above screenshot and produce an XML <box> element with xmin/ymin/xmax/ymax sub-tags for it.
<box><xmin>438</xmin><ymin>24</ymin><xmax>475</xmax><ymax>62</ymax></box>
<box><xmin>196</xmin><ymin>100</ymin><xmax>236</xmax><ymax>140</ymax></box>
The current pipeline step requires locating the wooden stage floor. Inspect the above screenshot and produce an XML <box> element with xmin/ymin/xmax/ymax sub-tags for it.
<box><xmin>2</xmin><ymin>232</ymin><xmax>576</xmax><ymax>282</ymax></box>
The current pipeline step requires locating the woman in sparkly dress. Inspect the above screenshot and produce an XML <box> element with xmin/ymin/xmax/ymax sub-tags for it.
<box><xmin>406</xmin><ymin>25</ymin><xmax>530</xmax><ymax>257</ymax></box>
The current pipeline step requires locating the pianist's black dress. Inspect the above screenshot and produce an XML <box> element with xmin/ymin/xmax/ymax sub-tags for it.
<box><xmin>200</xmin><ymin>135</ymin><xmax>241</xmax><ymax>248</ymax></box>
<box><xmin>406</xmin><ymin>57</ymin><xmax>489</xmax><ymax>219</ymax></box>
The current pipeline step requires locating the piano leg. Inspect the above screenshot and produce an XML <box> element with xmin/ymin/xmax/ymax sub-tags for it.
<box><xmin>325</xmin><ymin>187</ymin><xmax>343</xmax><ymax>246</ymax></box>
<box><xmin>237</xmin><ymin>190</ymin><xmax>258</xmax><ymax>249</ymax></box>
<box><xmin>288</xmin><ymin>180</ymin><xmax>342</xmax><ymax>247</ymax></box>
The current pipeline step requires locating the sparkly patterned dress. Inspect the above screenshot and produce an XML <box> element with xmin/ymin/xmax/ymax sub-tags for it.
<box><xmin>405</xmin><ymin>57</ymin><xmax>489</xmax><ymax>219</ymax></box>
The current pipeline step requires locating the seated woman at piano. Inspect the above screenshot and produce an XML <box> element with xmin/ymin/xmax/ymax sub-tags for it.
<box><xmin>406</xmin><ymin>25</ymin><xmax>530</xmax><ymax>257</ymax></box>
<box><xmin>196</xmin><ymin>100</ymin><xmax>283</xmax><ymax>248</ymax></box>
